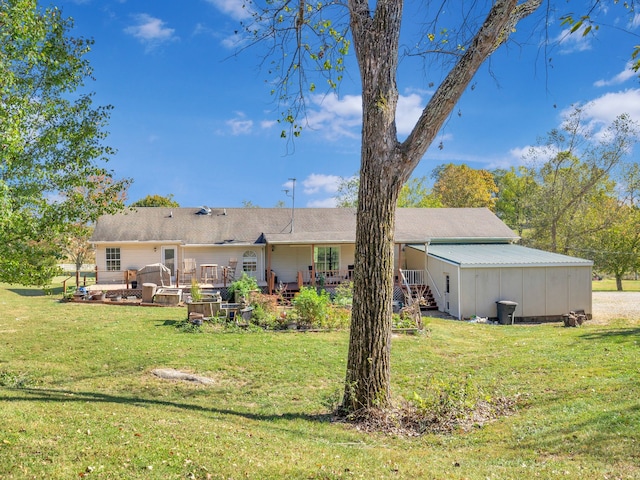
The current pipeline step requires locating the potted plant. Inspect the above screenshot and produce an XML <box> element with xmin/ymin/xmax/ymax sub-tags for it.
<box><xmin>227</xmin><ymin>273</ymin><xmax>259</xmax><ymax>304</ymax></box>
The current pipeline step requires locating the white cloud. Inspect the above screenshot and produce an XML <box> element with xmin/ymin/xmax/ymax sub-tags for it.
<box><xmin>124</xmin><ymin>14</ymin><xmax>177</xmax><ymax>49</ymax></box>
<box><xmin>304</xmin><ymin>91</ymin><xmax>428</xmax><ymax>140</ymax></box>
<box><xmin>225</xmin><ymin>112</ymin><xmax>253</xmax><ymax>135</ymax></box>
<box><xmin>631</xmin><ymin>13</ymin><xmax>640</xmax><ymax>28</ymax></box>
<box><xmin>551</xmin><ymin>27</ymin><xmax>593</xmax><ymax>54</ymax></box>
<box><xmin>594</xmin><ymin>62</ymin><xmax>636</xmax><ymax>87</ymax></box>
<box><xmin>306</xmin><ymin>197</ymin><xmax>338</xmax><ymax>208</ymax></box>
<box><xmin>205</xmin><ymin>0</ymin><xmax>253</xmax><ymax>21</ymax></box>
<box><xmin>302</xmin><ymin>173</ymin><xmax>342</xmax><ymax>195</ymax></box>
<box><xmin>504</xmin><ymin>90</ymin><xmax>640</xmax><ymax>168</ymax></box>
<box><xmin>306</xmin><ymin>93</ymin><xmax>361</xmax><ymax>139</ymax></box>
<box><xmin>396</xmin><ymin>93</ymin><xmax>425</xmax><ymax>135</ymax></box>
<box><xmin>579</xmin><ymin>88</ymin><xmax>640</xmax><ymax>126</ymax></box>
<box><xmin>260</xmin><ymin>119</ymin><xmax>277</xmax><ymax>129</ymax></box>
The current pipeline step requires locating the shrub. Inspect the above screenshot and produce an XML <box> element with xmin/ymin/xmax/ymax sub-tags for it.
<box><xmin>248</xmin><ymin>293</ymin><xmax>280</xmax><ymax>329</ymax></box>
<box><xmin>323</xmin><ymin>305</ymin><xmax>351</xmax><ymax>329</ymax></box>
<box><xmin>333</xmin><ymin>281</ymin><xmax>353</xmax><ymax>307</ymax></box>
<box><xmin>292</xmin><ymin>286</ymin><xmax>331</xmax><ymax>328</ymax></box>
<box><xmin>227</xmin><ymin>273</ymin><xmax>259</xmax><ymax>302</ymax></box>
<box><xmin>190</xmin><ymin>277</ymin><xmax>202</xmax><ymax>302</ymax></box>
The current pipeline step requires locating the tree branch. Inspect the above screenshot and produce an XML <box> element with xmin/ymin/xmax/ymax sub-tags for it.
<box><xmin>399</xmin><ymin>0</ymin><xmax>542</xmax><ymax>179</ymax></box>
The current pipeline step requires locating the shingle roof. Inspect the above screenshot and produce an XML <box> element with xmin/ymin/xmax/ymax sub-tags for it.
<box><xmin>90</xmin><ymin>207</ymin><xmax>519</xmax><ymax>245</ymax></box>
<box><xmin>420</xmin><ymin>244</ymin><xmax>592</xmax><ymax>267</ymax></box>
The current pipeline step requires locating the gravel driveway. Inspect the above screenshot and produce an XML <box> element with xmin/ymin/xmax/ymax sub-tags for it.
<box><xmin>592</xmin><ymin>291</ymin><xmax>640</xmax><ymax>323</ymax></box>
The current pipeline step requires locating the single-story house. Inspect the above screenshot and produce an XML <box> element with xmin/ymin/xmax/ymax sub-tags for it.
<box><xmin>90</xmin><ymin>206</ymin><xmax>592</xmax><ymax>321</ymax></box>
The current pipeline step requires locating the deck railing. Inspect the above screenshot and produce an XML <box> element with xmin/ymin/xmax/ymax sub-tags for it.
<box><xmin>301</xmin><ymin>269</ymin><xmax>353</xmax><ymax>286</ymax></box>
<box><xmin>400</xmin><ymin>269</ymin><xmax>426</xmax><ymax>286</ymax></box>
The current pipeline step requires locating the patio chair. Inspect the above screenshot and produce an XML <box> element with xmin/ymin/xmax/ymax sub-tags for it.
<box><xmin>224</xmin><ymin>258</ymin><xmax>237</xmax><ymax>283</ymax></box>
<box><xmin>182</xmin><ymin>258</ymin><xmax>197</xmax><ymax>284</ymax></box>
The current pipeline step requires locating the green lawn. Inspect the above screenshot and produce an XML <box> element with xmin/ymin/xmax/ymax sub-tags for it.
<box><xmin>1</xmin><ymin>284</ymin><xmax>638</xmax><ymax>479</ymax></box>
<box><xmin>592</xmin><ymin>278</ymin><xmax>640</xmax><ymax>291</ymax></box>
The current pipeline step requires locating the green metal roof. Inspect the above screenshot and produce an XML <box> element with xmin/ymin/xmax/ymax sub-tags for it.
<box><xmin>411</xmin><ymin>244</ymin><xmax>593</xmax><ymax>268</ymax></box>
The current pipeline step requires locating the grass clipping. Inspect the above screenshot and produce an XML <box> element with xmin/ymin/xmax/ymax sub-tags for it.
<box><xmin>338</xmin><ymin>379</ymin><xmax>519</xmax><ymax>436</ymax></box>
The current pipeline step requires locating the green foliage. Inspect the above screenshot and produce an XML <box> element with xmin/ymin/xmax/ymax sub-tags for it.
<box><xmin>336</xmin><ymin>175</ymin><xmax>442</xmax><ymax>209</ymax></box>
<box><xmin>397</xmin><ymin>177</ymin><xmax>441</xmax><ymax>208</ymax></box>
<box><xmin>0</xmin><ymin>370</ymin><xmax>33</xmax><ymax>388</ymax></box>
<box><xmin>332</xmin><ymin>280</ymin><xmax>353</xmax><ymax>307</ymax></box>
<box><xmin>324</xmin><ymin>304</ymin><xmax>351</xmax><ymax>330</ymax></box>
<box><xmin>493</xmin><ymin>166</ymin><xmax>539</xmax><ymax>236</ymax></box>
<box><xmin>431</xmin><ymin>163</ymin><xmax>498</xmax><ymax>210</ymax></box>
<box><xmin>130</xmin><ymin>194</ymin><xmax>179</xmax><ymax>208</ymax></box>
<box><xmin>175</xmin><ymin>319</ymin><xmax>203</xmax><ymax>334</ymax></box>
<box><xmin>518</xmin><ymin>109</ymin><xmax>638</xmax><ymax>254</ymax></box>
<box><xmin>334</xmin><ymin>174</ymin><xmax>359</xmax><ymax>208</ymax></box>
<box><xmin>410</xmin><ymin>376</ymin><xmax>492</xmax><ymax>433</ymax></box>
<box><xmin>0</xmin><ymin>0</ymin><xmax>130</xmax><ymax>285</ymax></box>
<box><xmin>292</xmin><ymin>286</ymin><xmax>331</xmax><ymax>328</ymax></box>
<box><xmin>247</xmin><ymin>292</ymin><xmax>280</xmax><ymax>329</ymax></box>
<box><xmin>190</xmin><ymin>278</ymin><xmax>202</xmax><ymax>302</ymax></box>
<box><xmin>588</xmin><ymin>205</ymin><xmax>640</xmax><ymax>290</ymax></box>
<box><xmin>227</xmin><ymin>273</ymin><xmax>259</xmax><ymax>302</ymax></box>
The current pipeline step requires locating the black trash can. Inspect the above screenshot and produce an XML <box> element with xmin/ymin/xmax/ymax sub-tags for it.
<box><xmin>496</xmin><ymin>300</ymin><xmax>518</xmax><ymax>325</ymax></box>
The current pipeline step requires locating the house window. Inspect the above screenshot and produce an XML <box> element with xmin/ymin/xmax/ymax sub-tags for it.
<box><xmin>242</xmin><ymin>250</ymin><xmax>257</xmax><ymax>276</ymax></box>
<box><xmin>315</xmin><ymin>246</ymin><xmax>340</xmax><ymax>272</ymax></box>
<box><xmin>106</xmin><ymin>248</ymin><xmax>121</xmax><ymax>271</ymax></box>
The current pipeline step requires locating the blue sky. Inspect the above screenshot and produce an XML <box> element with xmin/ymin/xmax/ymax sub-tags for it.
<box><xmin>51</xmin><ymin>0</ymin><xmax>640</xmax><ymax>208</ymax></box>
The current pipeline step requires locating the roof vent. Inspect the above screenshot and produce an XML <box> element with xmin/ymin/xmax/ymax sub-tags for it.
<box><xmin>196</xmin><ymin>206</ymin><xmax>212</xmax><ymax>215</ymax></box>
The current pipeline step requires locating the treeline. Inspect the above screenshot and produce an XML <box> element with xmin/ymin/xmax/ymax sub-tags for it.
<box><xmin>337</xmin><ymin>108</ymin><xmax>640</xmax><ymax>290</ymax></box>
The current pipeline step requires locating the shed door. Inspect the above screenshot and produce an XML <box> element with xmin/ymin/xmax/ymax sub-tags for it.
<box><xmin>444</xmin><ymin>273</ymin><xmax>450</xmax><ymax>313</ymax></box>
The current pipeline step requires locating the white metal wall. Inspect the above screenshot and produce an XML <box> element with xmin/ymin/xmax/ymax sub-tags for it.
<box><xmin>405</xmin><ymin>252</ymin><xmax>592</xmax><ymax>320</ymax></box>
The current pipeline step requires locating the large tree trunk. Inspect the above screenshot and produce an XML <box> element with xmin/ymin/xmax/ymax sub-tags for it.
<box><xmin>342</xmin><ymin>0</ymin><xmax>404</xmax><ymax>412</ymax></box>
<box><xmin>342</xmin><ymin>0</ymin><xmax>542</xmax><ymax>413</ymax></box>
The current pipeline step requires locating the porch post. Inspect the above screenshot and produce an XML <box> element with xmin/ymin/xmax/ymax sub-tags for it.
<box><xmin>310</xmin><ymin>243</ymin><xmax>315</xmax><ymax>286</ymax></box>
<box><xmin>267</xmin><ymin>243</ymin><xmax>273</xmax><ymax>294</ymax></box>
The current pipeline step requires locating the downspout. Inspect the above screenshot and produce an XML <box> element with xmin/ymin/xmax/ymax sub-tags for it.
<box><xmin>266</xmin><ymin>243</ymin><xmax>272</xmax><ymax>293</ymax></box>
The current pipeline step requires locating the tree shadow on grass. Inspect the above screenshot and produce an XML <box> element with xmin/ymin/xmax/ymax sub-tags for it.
<box><xmin>7</xmin><ymin>288</ymin><xmax>49</xmax><ymax>297</ymax></box>
<box><xmin>157</xmin><ymin>320</ymin><xmax>179</xmax><ymax>327</ymax></box>
<box><xmin>579</xmin><ymin>328</ymin><xmax>640</xmax><ymax>344</ymax></box>
<box><xmin>511</xmin><ymin>402</ymin><xmax>640</xmax><ymax>467</ymax></box>
<box><xmin>0</xmin><ymin>387</ymin><xmax>334</xmax><ymax>426</ymax></box>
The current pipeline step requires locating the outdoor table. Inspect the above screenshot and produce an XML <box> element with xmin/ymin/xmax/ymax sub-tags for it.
<box><xmin>200</xmin><ymin>264</ymin><xmax>218</xmax><ymax>283</ymax></box>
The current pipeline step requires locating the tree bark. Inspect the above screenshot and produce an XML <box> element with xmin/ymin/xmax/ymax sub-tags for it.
<box><xmin>342</xmin><ymin>0</ymin><xmax>542</xmax><ymax>413</ymax></box>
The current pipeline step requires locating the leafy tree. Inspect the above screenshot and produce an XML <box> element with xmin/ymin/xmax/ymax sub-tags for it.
<box><xmin>336</xmin><ymin>175</ymin><xmax>441</xmax><ymax>208</ymax></box>
<box><xmin>246</xmin><ymin>0</ymin><xmax>544</xmax><ymax>413</ymax></box>
<box><xmin>397</xmin><ymin>177</ymin><xmax>441</xmax><ymax>208</ymax></box>
<box><xmin>0</xmin><ymin>0</ymin><xmax>129</xmax><ymax>285</ymax></box>
<box><xmin>524</xmin><ymin>109</ymin><xmax>637</xmax><ymax>254</ymax></box>
<box><xmin>432</xmin><ymin>164</ymin><xmax>498</xmax><ymax>210</ymax></box>
<box><xmin>241</xmin><ymin>200</ymin><xmax>261</xmax><ymax>208</ymax></box>
<box><xmin>61</xmin><ymin>223</ymin><xmax>94</xmax><ymax>272</ymax></box>
<box><xmin>588</xmin><ymin>205</ymin><xmax>640</xmax><ymax>291</ymax></box>
<box><xmin>335</xmin><ymin>175</ymin><xmax>360</xmax><ymax>208</ymax></box>
<box><xmin>131</xmin><ymin>194</ymin><xmax>179</xmax><ymax>208</ymax></box>
<box><xmin>493</xmin><ymin>167</ymin><xmax>539</xmax><ymax>237</ymax></box>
